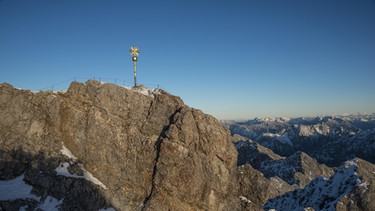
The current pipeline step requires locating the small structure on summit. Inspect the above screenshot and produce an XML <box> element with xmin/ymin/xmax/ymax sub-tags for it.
<box><xmin>129</xmin><ymin>46</ymin><xmax>140</xmax><ymax>87</ymax></box>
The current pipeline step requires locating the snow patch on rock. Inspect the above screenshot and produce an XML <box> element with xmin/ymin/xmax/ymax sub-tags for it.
<box><xmin>58</xmin><ymin>145</ymin><xmax>108</xmax><ymax>189</ymax></box>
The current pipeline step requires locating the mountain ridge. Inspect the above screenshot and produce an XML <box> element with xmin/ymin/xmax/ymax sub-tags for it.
<box><xmin>262</xmin><ymin>158</ymin><xmax>375</xmax><ymax>211</ymax></box>
<box><xmin>229</xmin><ymin>114</ymin><xmax>375</xmax><ymax>167</ymax></box>
<box><xmin>1</xmin><ymin>80</ymin><xmax>375</xmax><ymax>210</ymax></box>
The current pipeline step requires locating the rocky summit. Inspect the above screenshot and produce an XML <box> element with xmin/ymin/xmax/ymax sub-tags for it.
<box><xmin>0</xmin><ymin>80</ymin><xmax>241</xmax><ymax>210</ymax></box>
<box><xmin>1</xmin><ymin>80</ymin><xmax>375</xmax><ymax>211</ymax></box>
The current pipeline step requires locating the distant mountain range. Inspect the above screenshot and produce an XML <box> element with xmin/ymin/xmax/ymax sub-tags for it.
<box><xmin>229</xmin><ymin>113</ymin><xmax>375</xmax><ymax>210</ymax></box>
<box><xmin>229</xmin><ymin>113</ymin><xmax>375</xmax><ymax>167</ymax></box>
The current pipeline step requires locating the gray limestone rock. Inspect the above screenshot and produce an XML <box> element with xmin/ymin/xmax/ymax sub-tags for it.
<box><xmin>0</xmin><ymin>81</ymin><xmax>240</xmax><ymax>210</ymax></box>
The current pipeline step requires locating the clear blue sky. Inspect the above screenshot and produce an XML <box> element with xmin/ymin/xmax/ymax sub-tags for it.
<box><xmin>1</xmin><ymin>0</ymin><xmax>375</xmax><ymax>120</ymax></box>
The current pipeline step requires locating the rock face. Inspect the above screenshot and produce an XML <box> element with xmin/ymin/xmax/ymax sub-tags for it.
<box><xmin>235</xmin><ymin>164</ymin><xmax>294</xmax><ymax>210</ymax></box>
<box><xmin>0</xmin><ymin>81</ymin><xmax>239</xmax><ymax>210</ymax></box>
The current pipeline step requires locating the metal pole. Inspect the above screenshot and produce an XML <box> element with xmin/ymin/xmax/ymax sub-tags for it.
<box><xmin>129</xmin><ymin>46</ymin><xmax>139</xmax><ymax>87</ymax></box>
<box><xmin>133</xmin><ymin>60</ymin><xmax>137</xmax><ymax>87</ymax></box>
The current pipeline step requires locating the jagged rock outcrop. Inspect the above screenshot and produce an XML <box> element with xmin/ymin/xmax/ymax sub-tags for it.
<box><xmin>234</xmin><ymin>135</ymin><xmax>334</xmax><ymax>188</ymax></box>
<box><xmin>263</xmin><ymin>158</ymin><xmax>375</xmax><ymax>211</ymax></box>
<box><xmin>235</xmin><ymin>164</ymin><xmax>293</xmax><ymax>210</ymax></box>
<box><xmin>286</xmin><ymin>151</ymin><xmax>334</xmax><ymax>188</ymax></box>
<box><xmin>0</xmin><ymin>81</ymin><xmax>239</xmax><ymax>210</ymax></box>
<box><xmin>233</xmin><ymin>134</ymin><xmax>284</xmax><ymax>167</ymax></box>
<box><xmin>335</xmin><ymin>159</ymin><xmax>375</xmax><ymax>211</ymax></box>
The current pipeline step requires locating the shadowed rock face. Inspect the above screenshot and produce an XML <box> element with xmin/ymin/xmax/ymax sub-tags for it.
<box><xmin>0</xmin><ymin>148</ymin><xmax>110</xmax><ymax>210</ymax></box>
<box><xmin>0</xmin><ymin>81</ymin><xmax>240</xmax><ymax>210</ymax></box>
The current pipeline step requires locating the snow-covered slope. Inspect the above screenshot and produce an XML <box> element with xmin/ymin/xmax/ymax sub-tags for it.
<box><xmin>262</xmin><ymin>158</ymin><xmax>375</xmax><ymax>211</ymax></box>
